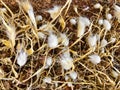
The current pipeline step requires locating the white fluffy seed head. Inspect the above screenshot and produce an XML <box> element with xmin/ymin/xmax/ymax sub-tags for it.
<box><xmin>83</xmin><ymin>6</ymin><xmax>89</xmax><ymax>11</ymax></box>
<box><xmin>69</xmin><ymin>71</ymin><xmax>77</xmax><ymax>80</ymax></box>
<box><xmin>48</xmin><ymin>33</ymin><xmax>58</xmax><ymax>48</ymax></box>
<box><xmin>20</xmin><ymin>0</ymin><xmax>37</xmax><ymax>28</ymax></box>
<box><xmin>28</xmin><ymin>9</ymin><xmax>37</xmax><ymax>28</ymax></box>
<box><xmin>88</xmin><ymin>34</ymin><xmax>97</xmax><ymax>48</ymax></box>
<box><xmin>38</xmin><ymin>32</ymin><xmax>46</xmax><ymax>39</ymax></box>
<box><xmin>47</xmin><ymin>6</ymin><xmax>61</xmax><ymax>19</ymax></box>
<box><xmin>88</xmin><ymin>54</ymin><xmax>101</xmax><ymax>64</ymax></box>
<box><xmin>101</xmin><ymin>39</ymin><xmax>108</xmax><ymax>47</ymax></box>
<box><xmin>114</xmin><ymin>5</ymin><xmax>120</xmax><ymax>12</ymax></box>
<box><xmin>82</xmin><ymin>17</ymin><xmax>90</xmax><ymax>26</ymax></box>
<box><xmin>110</xmin><ymin>37</ymin><xmax>116</xmax><ymax>43</ymax></box>
<box><xmin>77</xmin><ymin>18</ymin><xmax>85</xmax><ymax>37</ymax></box>
<box><xmin>101</xmin><ymin>48</ymin><xmax>105</xmax><ymax>53</ymax></box>
<box><xmin>62</xmin><ymin>48</ymin><xmax>71</xmax><ymax>58</ymax></box>
<box><xmin>98</xmin><ymin>19</ymin><xmax>103</xmax><ymax>25</ymax></box>
<box><xmin>94</xmin><ymin>3</ymin><xmax>102</xmax><ymax>9</ymax></box>
<box><xmin>39</xmin><ymin>24</ymin><xmax>47</xmax><ymax>30</ymax></box>
<box><xmin>60</xmin><ymin>52</ymin><xmax>73</xmax><ymax>70</ymax></box>
<box><xmin>0</xmin><ymin>8</ymin><xmax>7</xmax><ymax>13</ymax></box>
<box><xmin>96</xmin><ymin>34</ymin><xmax>100</xmax><ymax>41</ymax></box>
<box><xmin>67</xmin><ymin>82</ymin><xmax>73</xmax><ymax>87</ymax></box>
<box><xmin>46</xmin><ymin>57</ymin><xmax>52</xmax><ymax>66</ymax></box>
<box><xmin>55</xmin><ymin>82</ymin><xmax>58</xmax><ymax>87</ymax></box>
<box><xmin>60</xmin><ymin>57</ymin><xmax>73</xmax><ymax>70</ymax></box>
<box><xmin>106</xmin><ymin>13</ymin><xmax>112</xmax><ymax>20</ymax></box>
<box><xmin>114</xmin><ymin>5</ymin><xmax>120</xmax><ymax>21</ymax></box>
<box><xmin>20</xmin><ymin>0</ymin><xmax>33</xmax><ymax>12</ymax></box>
<box><xmin>70</xmin><ymin>18</ymin><xmax>77</xmax><ymax>25</ymax></box>
<box><xmin>77</xmin><ymin>16</ymin><xmax>90</xmax><ymax>37</ymax></box>
<box><xmin>103</xmin><ymin>20</ymin><xmax>111</xmax><ymax>31</ymax></box>
<box><xmin>36</xmin><ymin>15</ymin><xmax>43</xmax><ymax>22</ymax></box>
<box><xmin>65</xmin><ymin>75</ymin><xmax>69</xmax><ymax>81</ymax></box>
<box><xmin>60</xmin><ymin>33</ymin><xmax>69</xmax><ymax>46</ymax></box>
<box><xmin>43</xmin><ymin>77</ymin><xmax>52</xmax><ymax>84</ymax></box>
<box><xmin>45</xmin><ymin>56</ymin><xmax>52</xmax><ymax>69</ymax></box>
<box><xmin>17</xmin><ymin>49</ymin><xmax>27</xmax><ymax>67</ymax></box>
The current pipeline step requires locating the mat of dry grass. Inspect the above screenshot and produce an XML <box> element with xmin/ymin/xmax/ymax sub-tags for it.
<box><xmin>0</xmin><ymin>0</ymin><xmax>120</xmax><ymax>90</ymax></box>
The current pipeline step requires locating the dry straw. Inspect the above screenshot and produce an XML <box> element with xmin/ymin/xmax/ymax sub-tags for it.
<box><xmin>0</xmin><ymin>0</ymin><xmax>120</xmax><ymax>89</ymax></box>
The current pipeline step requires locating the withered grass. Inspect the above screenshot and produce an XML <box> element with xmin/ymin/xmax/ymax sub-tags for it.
<box><xmin>0</xmin><ymin>0</ymin><xmax>120</xmax><ymax>90</ymax></box>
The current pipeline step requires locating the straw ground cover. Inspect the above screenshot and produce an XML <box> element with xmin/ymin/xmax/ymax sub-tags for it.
<box><xmin>0</xmin><ymin>0</ymin><xmax>120</xmax><ymax>90</ymax></box>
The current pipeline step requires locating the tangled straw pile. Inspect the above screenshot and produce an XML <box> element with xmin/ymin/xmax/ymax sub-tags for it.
<box><xmin>0</xmin><ymin>0</ymin><xmax>120</xmax><ymax>89</ymax></box>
